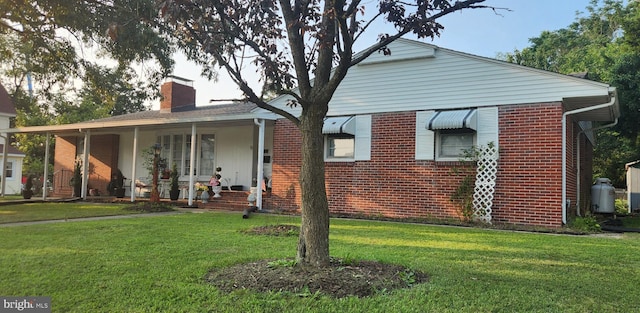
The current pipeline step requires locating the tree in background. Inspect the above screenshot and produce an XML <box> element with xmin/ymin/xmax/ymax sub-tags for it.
<box><xmin>502</xmin><ymin>0</ymin><xmax>640</xmax><ymax>187</ymax></box>
<box><xmin>155</xmin><ymin>0</ymin><xmax>500</xmax><ymax>267</ymax></box>
<box><xmin>0</xmin><ymin>0</ymin><xmax>174</xmax><ymax>174</ymax></box>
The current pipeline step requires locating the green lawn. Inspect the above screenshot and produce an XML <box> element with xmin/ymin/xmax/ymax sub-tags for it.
<box><xmin>0</xmin><ymin>202</ymin><xmax>139</xmax><ymax>223</ymax></box>
<box><xmin>1</xmin><ymin>212</ymin><xmax>639</xmax><ymax>312</ymax></box>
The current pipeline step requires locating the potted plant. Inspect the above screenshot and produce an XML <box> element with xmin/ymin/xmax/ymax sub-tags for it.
<box><xmin>107</xmin><ymin>169</ymin><xmax>126</xmax><ymax>198</ymax></box>
<box><xmin>195</xmin><ymin>182</ymin><xmax>209</xmax><ymax>203</ymax></box>
<box><xmin>70</xmin><ymin>159</ymin><xmax>82</xmax><ymax>197</ymax></box>
<box><xmin>210</xmin><ymin>166</ymin><xmax>223</xmax><ymax>198</ymax></box>
<box><xmin>22</xmin><ymin>174</ymin><xmax>34</xmax><ymax>199</ymax></box>
<box><xmin>169</xmin><ymin>163</ymin><xmax>180</xmax><ymax>200</ymax></box>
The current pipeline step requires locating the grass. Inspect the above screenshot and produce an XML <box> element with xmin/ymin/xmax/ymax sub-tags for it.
<box><xmin>1</xmin><ymin>212</ymin><xmax>639</xmax><ymax>312</ymax></box>
<box><xmin>0</xmin><ymin>202</ymin><xmax>139</xmax><ymax>223</ymax></box>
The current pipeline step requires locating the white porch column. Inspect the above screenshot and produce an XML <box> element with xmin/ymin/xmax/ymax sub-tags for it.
<box><xmin>188</xmin><ymin>123</ymin><xmax>197</xmax><ymax>206</ymax></box>
<box><xmin>81</xmin><ymin>130</ymin><xmax>90</xmax><ymax>200</ymax></box>
<box><xmin>256</xmin><ymin>119</ymin><xmax>265</xmax><ymax>210</ymax></box>
<box><xmin>130</xmin><ymin>127</ymin><xmax>139</xmax><ymax>202</ymax></box>
<box><xmin>0</xmin><ymin>134</ymin><xmax>6</xmax><ymax>197</ymax></box>
<box><xmin>42</xmin><ymin>133</ymin><xmax>50</xmax><ymax>200</ymax></box>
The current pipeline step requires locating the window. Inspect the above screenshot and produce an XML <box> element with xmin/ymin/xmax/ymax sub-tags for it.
<box><xmin>157</xmin><ymin>133</ymin><xmax>214</xmax><ymax>177</ymax></box>
<box><xmin>323</xmin><ymin>116</ymin><xmax>357</xmax><ymax>161</ymax></box>
<box><xmin>326</xmin><ymin>134</ymin><xmax>355</xmax><ymax>160</ymax></box>
<box><xmin>426</xmin><ymin>109</ymin><xmax>478</xmax><ymax>161</ymax></box>
<box><xmin>200</xmin><ymin>134</ymin><xmax>215</xmax><ymax>175</ymax></box>
<box><xmin>438</xmin><ymin>129</ymin><xmax>475</xmax><ymax>159</ymax></box>
<box><xmin>5</xmin><ymin>161</ymin><xmax>12</xmax><ymax>178</ymax></box>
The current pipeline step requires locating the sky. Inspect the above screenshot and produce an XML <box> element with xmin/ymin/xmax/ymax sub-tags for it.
<box><xmin>167</xmin><ymin>0</ymin><xmax>596</xmax><ymax>108</ymax></box>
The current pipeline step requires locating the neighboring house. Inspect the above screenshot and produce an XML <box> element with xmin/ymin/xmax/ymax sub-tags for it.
<box><xmin>263</xmin><ymin>39</ymin><xmax>620</xmax><ymax>228</ymax></box>
<box><xmin>0</xmin><ymin>39</ymin><xmax>620</xmax><ymax>227</ymax></box>
<box><xmin>0</xmin><ymin>83</ymin><xmax>24</xmax><ymax>195</ymax></box>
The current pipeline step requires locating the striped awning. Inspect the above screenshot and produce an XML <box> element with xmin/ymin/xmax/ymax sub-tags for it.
<box><xmin>323</xmin><ymin>116</ymin><xmax>355</xmax><ymax>135</ymax></box>
<box><xmin>427</xmin><ymin>109</ymin><xmax>477</xmax><ymax>130</ymax></box>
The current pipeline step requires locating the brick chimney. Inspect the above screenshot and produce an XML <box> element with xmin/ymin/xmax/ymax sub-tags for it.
<box><xmin>160</xmin><ymin>76</ymin><xmax>196</xmax><ymax>113</ymax></box>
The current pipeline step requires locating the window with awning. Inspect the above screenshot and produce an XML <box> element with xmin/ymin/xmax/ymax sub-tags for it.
<box><xmin>427</xmin><ymin>109</ymin><xmax>477</xmax><ymax>130</ymax></box>
<box><xmin>323</xmin><ymin>116</ymin><xmax>356</xmax><ymax>160</ymax></box>
<box><xmin>427</xmin><ymin>109</ymin><xmax>478</xmax><ymax>160</ymax></box>
<box><xmin>322</xmin><ymin>116</ymin><xmax>356</xmax><ymax>135</ymax></box>
<box><xmin>415</xmin><ymin>107</ymin><xmax>498</xmax><ymax>161</ymax></box>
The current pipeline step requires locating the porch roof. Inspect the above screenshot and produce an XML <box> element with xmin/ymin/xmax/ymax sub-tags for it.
<box><xmin>0</xmin><ymin>102</ymin><xmax>279</xmax><ymax>135</ymax></box>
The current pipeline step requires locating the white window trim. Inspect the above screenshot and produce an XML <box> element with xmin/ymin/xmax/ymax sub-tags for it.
<box><xmin>324</xmin><ymin>134</ymin><xmax>355</xmax><ymax>162</ymax></box>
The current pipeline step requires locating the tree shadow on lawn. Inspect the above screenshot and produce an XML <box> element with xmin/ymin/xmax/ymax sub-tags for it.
<box><xmin>205</xmin><ymin>224</ymin><xmax>429</xmax><ymax>298</ymax></box>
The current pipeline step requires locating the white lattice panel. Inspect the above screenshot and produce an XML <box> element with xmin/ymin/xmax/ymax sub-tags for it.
<box><xmin>472</xmin><ymin>146</ymin><xmax>498</xmax><ymax>223</ymax></box>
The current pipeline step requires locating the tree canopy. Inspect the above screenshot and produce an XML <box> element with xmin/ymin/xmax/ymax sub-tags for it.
<box><xmin>502</xmin><ymin>0</ymin><xmax>640</xmax><ymax>187</ymax></box>
<box><xmin>155</xmin><ymin>0</ymin><xmax>500</xmax><ymax>266</ymax></box>
<box><xmin>0</xmin><ymin>0</ymin><xmax>175</xmax><ymax>174</ymax></box>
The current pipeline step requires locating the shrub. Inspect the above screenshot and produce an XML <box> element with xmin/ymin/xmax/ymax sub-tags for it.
<box><xmin>570</xmin><ymin>216</ymin><xmax>601</xmax><ymax>233</ymax></box>
<box><xmin>615</xmin><ymin>198</ymin><xmax>629</xmax><ymax>214</ymax></box>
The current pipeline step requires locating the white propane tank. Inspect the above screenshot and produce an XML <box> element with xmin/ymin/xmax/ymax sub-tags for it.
<box><xmin>591</xmin><ymin>178</ymin><xmax>615</xmax><ymax>213</ymax></box>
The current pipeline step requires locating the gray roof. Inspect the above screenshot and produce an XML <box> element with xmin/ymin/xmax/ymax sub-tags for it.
<box><xmin>90</xmin><ymin>101</ymin><xmax>258</xmax><ymax>123</ymax></box>
<box><xmin>2</xmin><ymin>101</ymin><xmax>279</xmax><ymax>134</ymax></box>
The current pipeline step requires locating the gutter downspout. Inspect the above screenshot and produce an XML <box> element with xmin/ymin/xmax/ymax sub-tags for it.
<box><xmin>576</xmin><ymin>118</ymin><xmax>618</xmax><ymax>216</ymax></box>
<box><xmin>254</xmin><ymin>118</ymin><xmax>265</xmax><ymax>210</ymax></box>
<box><xmin>562</xmin><ymin>96</ymin><xmax>616</xmax><ymax>224</ymax></box>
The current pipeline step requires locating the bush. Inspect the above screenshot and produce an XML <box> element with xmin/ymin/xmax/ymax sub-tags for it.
<box><xmin>570</xmin><ymin>216</ymin><xmax>601</xmax><ymax>233</ymax></box>
<box><xmin>615</xmin><ymin>198</ymin><xmax>629</xmax><ymax>214</ymax></box>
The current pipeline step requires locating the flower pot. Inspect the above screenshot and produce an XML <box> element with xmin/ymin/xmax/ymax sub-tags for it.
<box><xmin>115</xmin><ymin>188</ymin><xmax>125</xmax><ymax>198</ymax></box>
<box><xmin>212</xmin><ymin>186</ymin><xmax>222</xmax><ymax>198</ymax></box>
<box><xmin>22</xmin><ymin>190</ymin><xmax>33</xmax><ymax>199</ymax></box>
<box><xmin>200</xmin><ymin>190</ymin><xmax>209</xmax><ymax>203</ymax></box>
<box><xmin>169</xmin><ymin>189</ymin><xmax>180</xmax><ymax>201</ymax></box>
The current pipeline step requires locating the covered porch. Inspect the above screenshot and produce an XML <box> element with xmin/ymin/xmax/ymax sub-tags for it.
<box><xmin>2</xmin><ymin>103</ymin><xmax>277</xmax><ymax>209</ymax></box>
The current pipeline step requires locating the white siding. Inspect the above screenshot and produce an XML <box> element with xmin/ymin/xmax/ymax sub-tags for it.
<box><xmin>266</xmin><ymin>38</ymin><xmax>612</xmax><ymax>117</ymax></box>
<box><xmin>415</xmin><ymin>111</ymin><xmax>435</xmax><ymax>160</ymax></box>
<box><xmin>118</xmin><ymin>125</ymin><xmax>257</xmax><ymax>190</ymax></box>
<box><xmin>354</xmin><ymin>115</ymin><xmax>371</xmax><ymax>161</ymax></box>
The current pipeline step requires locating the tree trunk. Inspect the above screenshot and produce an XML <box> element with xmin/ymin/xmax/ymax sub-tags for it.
<box><xmin>296</xmin><ymin>105</ymin><xmax>330</xmax><ymax>267</ymax></box>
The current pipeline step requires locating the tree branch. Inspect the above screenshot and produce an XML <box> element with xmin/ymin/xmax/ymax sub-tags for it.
<box><xmin>351</xmin><ymin>0</ymin><xmax>493</xmax><ymax>66</ymax></box>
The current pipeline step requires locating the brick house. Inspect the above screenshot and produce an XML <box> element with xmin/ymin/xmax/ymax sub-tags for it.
<box><xmin>263</xmin><ymin>39</ymin><xmax>620</xmax><ymax>227</ymax></box>
<box><xmin>2</xmin><ymin>39</ymin><xmax>619</xmax><ymax>226</ymax></box>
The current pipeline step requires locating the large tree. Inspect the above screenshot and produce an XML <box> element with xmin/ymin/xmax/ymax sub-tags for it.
<box><xmin>502</xmin><ymin>0</ymin><xmax>640</xmax><ymax>187</ymax></box>
<box><xmin>155</xmin><ymin>0</ymin><xmax>498</xmax><ymax>266</ymax></box>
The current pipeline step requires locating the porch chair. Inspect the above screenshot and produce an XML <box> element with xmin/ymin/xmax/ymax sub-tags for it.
<box><xmin>135</xmin><ymin>177</ymin><xmax>151</xmax><ymax>197</ymax></box>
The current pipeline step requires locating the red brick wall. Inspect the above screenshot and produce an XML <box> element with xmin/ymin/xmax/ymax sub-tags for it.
<box><xmin>53</xmin><ymin>136</ymin><xmax>77</xmax><ymax>196</ymax></box>
<box><xmin>267</xmin><ymin>102</ymin><xmax>584</xmax><ymax>228</ymax></box>
<box><xmin>268</xmin><ymin>112</ymin><xmax>476</xmax><ymax>221</ymax></box>
<box><xmin>492</xmin><ymin>103</ymin><xmax>565</xmax><ymax>226</ymax></box>
<box><xmin>53</xmin><ymin>134</ymin><xmax>120</xmax><ymax>196</ymax></box>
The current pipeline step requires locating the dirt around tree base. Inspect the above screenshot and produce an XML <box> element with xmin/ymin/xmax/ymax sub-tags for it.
<box><xmin>206</xmin><ymin>225</ymin><xmax>429</xmax><ymax>298</ymax></box>
<box><xmin>205</xmin><ymin>258</ymin><xmax>428</xmax><ymax>298</ymax></box>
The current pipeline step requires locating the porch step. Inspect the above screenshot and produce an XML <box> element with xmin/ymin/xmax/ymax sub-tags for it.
<box><xmin>198</xmin><ymin>190</ymin><xmax>270</xmax><ymax>211</ymax></box>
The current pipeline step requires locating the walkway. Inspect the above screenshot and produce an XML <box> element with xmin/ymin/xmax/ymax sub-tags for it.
<box><xmin>0</xmin><ymin>211</ymin><xmax>183</xmax><ymax>228</ymax></box>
